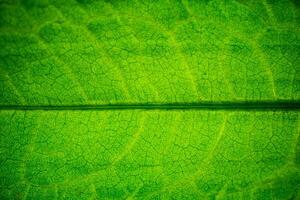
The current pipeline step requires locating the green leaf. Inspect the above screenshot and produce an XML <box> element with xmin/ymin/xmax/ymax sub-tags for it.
<box><xmin>1</xmin><ymin>110</ymin><xmax>299</xmax><ymax>199</ymax></box>
<box><xmin>0</xmin><ymin>0</ymin><xmax>299</xmax><ymax>199</ymax></box>
<box><xmin>0</xmin><ymin>0</ymin><xmax>299</xmax><ymax>104</ymax></box>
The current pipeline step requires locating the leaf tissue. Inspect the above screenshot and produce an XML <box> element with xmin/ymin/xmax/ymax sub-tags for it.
<box><xmin>0</xmin><ymin>0</ymin><xmax>299</xmax><ymax>199</ymax></box>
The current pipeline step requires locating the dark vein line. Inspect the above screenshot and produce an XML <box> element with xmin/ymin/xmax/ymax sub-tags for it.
<box><xmin>0</xmin><ymin>101</ymin><xmax>299</xmax><ymax>111</ymax></box>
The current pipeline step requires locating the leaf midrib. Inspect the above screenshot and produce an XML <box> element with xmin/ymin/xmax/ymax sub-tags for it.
<box><xmin>0</xmin><ymin>101</ymin><xmax>299</xmax><ymax>110</ymax></box>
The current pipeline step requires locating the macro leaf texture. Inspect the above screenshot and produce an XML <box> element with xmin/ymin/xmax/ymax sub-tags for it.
<box><xmin>0</xmin><ymin>0</ymin><xmax>300</xmax><ymax>199</ymax></box>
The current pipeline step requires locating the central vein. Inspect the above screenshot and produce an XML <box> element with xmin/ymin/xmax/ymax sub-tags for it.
<box><xmin>0</xmin><ymin>101</ymin><xmax>299</xmax><ymax>110</ymax></box>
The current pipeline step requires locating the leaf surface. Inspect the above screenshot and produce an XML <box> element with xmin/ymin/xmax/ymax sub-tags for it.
<box><xmin>0</xmin><ymin>0</ymin><xmax>300</xmax><ymax>199</ymax></box>
<box><xmin>1</xmin><ymin>110</ymin><xmax>299</xmax><ymax>199</ymax></box>
<box><xmin>0</xmin><ymin>0</ymin><xmax>299</xmax><ymax>104</ymax></box>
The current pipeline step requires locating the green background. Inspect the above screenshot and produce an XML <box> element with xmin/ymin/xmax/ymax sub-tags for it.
<box><xmin>0</xmin><ymin>0</ymin><xmax>299</xmax><ymax>199</ymax></box>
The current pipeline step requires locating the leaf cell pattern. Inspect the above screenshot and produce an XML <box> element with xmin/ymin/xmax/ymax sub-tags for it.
<box><xmin>0</xmin><ymin>0</ymin><xmax>300</xmax><ymax>199</ymax></box>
